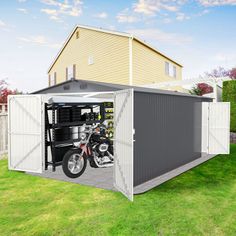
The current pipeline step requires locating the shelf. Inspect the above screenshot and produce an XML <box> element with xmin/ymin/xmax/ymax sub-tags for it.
<box><xmin>48</xmin><ymin>120</ymin><xmax>104</xmax><ymax>128</ymax></box>
<box><xmin>53</xmin><ymin>138</ymin><xmax>81</xmax><ymax>146</ymax></box>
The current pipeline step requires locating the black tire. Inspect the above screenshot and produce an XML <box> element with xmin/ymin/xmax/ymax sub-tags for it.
<box><xmin>89</xmin><ymin>158</ymin><xmax>99</xmax><ymax>168</ymax></box>
<box><xmin>62</xmin><ymin>148</ymin><xmax>87</xmax><ymax>178</ymax></box>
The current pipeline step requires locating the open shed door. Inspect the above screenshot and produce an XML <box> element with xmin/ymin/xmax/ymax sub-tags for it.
<box><xmin>202</xmin><ymin>102</ymin><xmax>230</xmax><ymax>154</ymax></box>
<box><xmin>8</xmin><ymin>95</ymin><xmax>44</xmax><ymax>173</ymax></box>
<box><xmin>114</xmin><ymin>89</ymin><xmax>134</xmax><ymax>201</ymax></box>
<box><xmin>208</xmin><ymin>102</ymin><xmax>230</xmax><ymax>154</ymax></box>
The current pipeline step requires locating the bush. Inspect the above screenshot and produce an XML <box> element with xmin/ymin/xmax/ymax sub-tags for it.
<box><xmin>222</xmin><ymin>80</ymin><xmax>236</xmax><ymax>132</ymax></box>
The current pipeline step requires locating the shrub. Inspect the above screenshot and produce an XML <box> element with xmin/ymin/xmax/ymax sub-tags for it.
<box><xmin>222</xmin><ymin>80</ymin><xmax>236</xmax><ymax>132</ymax></box>
<box><xmin>189</xmin><ymin>83</ymin><xmax>213</xmax><ymax>96</ymax></box>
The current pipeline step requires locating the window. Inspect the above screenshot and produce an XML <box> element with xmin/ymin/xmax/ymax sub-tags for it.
<box><xmin>66</xmin><ymin>65</ymin><xmax>76</xmax><ymax>80</ymax></box>
<box><xmin>165</xmin><ymin>61</ymin><xmax>177</xmax><ymax>78</ymax></box>
<box><xmin>165</xmin><ymin>62</ymin><xmax>169</xmax><ymax>76</ymax></box>
<box><xmin>76</xmin><ymin>30</ymin><xmax>80</xmax><ymax>39</ymax></box>
<box><xmin>88</xmin><ymin>56</ymin><xmax>94</xmax><ymax>65</ymax></box>
<box><xmin>173</xmin><ymin>66</ymin><xmax>177</xmax><ymax>78</ymax></box>
<box><xmin>49</xmin><ymin>72</ymin><xmax>56</xmax><ymax>86</ymax></box>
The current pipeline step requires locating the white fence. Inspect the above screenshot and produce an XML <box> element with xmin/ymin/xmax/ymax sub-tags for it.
<box><xmin>0</xmin><ymin>104</ymin><xmax>8</xmax><ymax>157</ymax></box>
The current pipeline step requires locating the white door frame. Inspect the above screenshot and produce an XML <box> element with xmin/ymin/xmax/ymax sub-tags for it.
<box><xmin>113</xmin><ymin>89</ymin><xmax>134</xmax><ymax>201</ymax></box>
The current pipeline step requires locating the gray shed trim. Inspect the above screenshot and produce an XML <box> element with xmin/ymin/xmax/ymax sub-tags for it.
<box><xmin>32</xmin><ymin>79</ymin><xmax>126</xmax><ymax>94</ymax></box>
<box><xmin>33</xmin><ymin>79</ymin><xmax>212</xmax><ymax>101</ymax></box>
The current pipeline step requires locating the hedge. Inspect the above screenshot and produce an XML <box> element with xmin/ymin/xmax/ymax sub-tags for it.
<box><xmin>222</xmin><ymin>80</ymin><xmax>236</xmax><ymax>132</ymax></box>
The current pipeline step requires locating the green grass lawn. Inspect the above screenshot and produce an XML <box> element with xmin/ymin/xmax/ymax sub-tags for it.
<box><xmin>1</xmin><ymin>146</ymin><xmax>236</xmax><ymax>236</ymax></box>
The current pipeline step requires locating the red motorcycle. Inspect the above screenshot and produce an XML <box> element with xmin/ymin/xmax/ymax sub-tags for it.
<box><xmin>62</xmin><ymin>123</ymin><xmax>113</xmax><ymax>178</ymax></box>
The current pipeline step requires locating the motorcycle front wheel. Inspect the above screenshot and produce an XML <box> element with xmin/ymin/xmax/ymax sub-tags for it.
<box><xmin>62</xmin><ymin>148</ymin><xmax>87</xmax><ymax>178</ymax></box>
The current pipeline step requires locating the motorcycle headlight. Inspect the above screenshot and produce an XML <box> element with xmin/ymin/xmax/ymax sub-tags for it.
<box><xmin>79</xmin><ymin>132</ymin><xmax>86</xmax><ymax>140</ymax></box>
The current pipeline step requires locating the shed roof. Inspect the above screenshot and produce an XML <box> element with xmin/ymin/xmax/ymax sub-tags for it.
<box><xmin>32</xmin><ymin>79</ymin><xmax>212</xmax><ymax>100</ymax></box>
<box><xmin>48</xmin><ymin>24</ymin><xmax>183</xmax><ymax>73</ymax></box>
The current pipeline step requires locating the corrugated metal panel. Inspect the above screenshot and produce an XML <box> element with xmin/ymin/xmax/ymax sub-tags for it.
<box><xmin>133</xmin><ymin>92</ymin><xmax>202</xmax><ymax>186</ymax></box>
<box><xmin>114</xmin><ymin>89</ymin><xmax>134</xmax><ymax>201</ymax></box>
<box><xmin>208</xmin><ymin>102</ymin><xmax>230</xmax><ymax>154</ymax></box>
<box><xmin>8</xmin><ymin>95</ymin><xmax>44</xmax><ymax>173</ymax></box>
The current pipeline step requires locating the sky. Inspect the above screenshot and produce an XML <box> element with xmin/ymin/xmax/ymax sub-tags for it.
<box><xmin>0</xmin><ymin>0</ymin><xmax>236</xmax><ymax>93</ymax></box>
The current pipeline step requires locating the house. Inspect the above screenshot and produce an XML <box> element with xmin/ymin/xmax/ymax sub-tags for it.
<box><xmin>48</xmin><ymin>24</ymin><xmax>182</xmax><ymax>87</ymax></box>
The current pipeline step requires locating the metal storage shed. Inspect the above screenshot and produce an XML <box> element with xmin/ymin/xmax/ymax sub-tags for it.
<box><xmin>8</xmin><ymin>80</ymin><xmax>230</xmax><ymax>201</ymax></box>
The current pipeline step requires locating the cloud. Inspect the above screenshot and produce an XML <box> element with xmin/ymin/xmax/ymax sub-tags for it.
<box><xmin>176</xmin><ymin>12</ymin><xmax>190</xmax><ymax>21</ymax></box>
<box><xmin>128</xmin><ymin>28</ymin><xmax>192</xmax><ymax>45</ymax></box>
<box><xmin>40</xmin><ymin>0</ymin><xmax>83</xmax><ymax>21</ymax></box>
<box><xmin>41</xmin><ymin>8</ymin><xmax>57</xmax><ymax>15</ymax></box>
<box><xmin>163</xmin><ymin>18</ymin><xmax>172</xmax><ymax>23</ymax></box>
<box><xmin>0</xmin><ymin>20</ymin><xmax>14</xmax><ymax>32</ymax></box>
<box><xmin>197</xmin><ymin>9</ymin><xmax>210</xmax><ymax>16</ymax></box>
<box><xmin>198</xmin><ymin>0</ymin><xmax>236</xmax><ymax>6</ymax></box>
<box><xmin>213</xmin><ymin>53</ymin><xmax>236</xmax><ymax>62</ymax></box>
<box><xmin>18</xmin><ymin>0</ymin><xmax>27</xmax><ymax>2</ymax></box>
<box><xmin>17</xmin><ymin>8</ymin><xmax>28</xmax><ymax>14</ymax></box>
<box><xmin>17</xmin><ymin>35</ymin><xmax>62</xmax><ymax>48</ymax></box>
<box><xmin>93</xmin><ymin>12</ymin><xmax>108</xmax><ymax>19</ymax></box>
<box><xmin>133</xmin><ymin>0</ymin><xmax>186</xmax><ymax>16</ymax></box>
<box><xmin>116</xmin><ymin>8</ymin><xmax>139</xmax><ymax>23</ymax></box>
<box><xmin>0</xmin><ymin>20</ymin><xmax>6</xmax><ymax>27</ymax></box>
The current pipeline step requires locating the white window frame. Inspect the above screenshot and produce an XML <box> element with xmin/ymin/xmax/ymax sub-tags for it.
<box><xmin>165</xmin><ymin>61</ymin><xmax>177</xmax><ymax>79</ymax></box>
<box><xmin>50</xmin><ymin>72</ymin><xmax>56</xmax><ymax>86</ymax></box>
<box><xmin>165</xmin><ymin>62</ymin><xmax>169</xmax><ymax>76</ymax></box>
<box><xmin>66</xmin><ymin>65</ymin><xmax>74</xmax><ymax>80</ymax></box>
<box><xmin>66</xmin><ymin>65</ymin><xmax>76</xmax><ymax>80</ymax></box>
<box><xmin>88</xmin><ymin>56</ymin><xmax>94</xmax><ymax>65</ymax></box>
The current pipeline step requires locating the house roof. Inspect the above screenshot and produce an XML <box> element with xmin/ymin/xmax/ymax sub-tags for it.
<box><xmin>48</xmin><ymin>24</ymin><xmax>183</xmax><ymax>73</ymax></box>
<box><xmin>32</xmin><ymin>79</ymin><xmax>211</xmax><ymax>100</ymax></box>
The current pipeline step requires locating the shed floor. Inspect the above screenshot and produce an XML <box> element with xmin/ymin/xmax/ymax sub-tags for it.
<box><xmin>29</xmin><ymin>153</ymin><xmax>217</xmax><ymax>195</ymax></box>
<box><xmin>28</xmin><ymin>165</ymin><xmax>116</xmax><ymax>192</ymax></box>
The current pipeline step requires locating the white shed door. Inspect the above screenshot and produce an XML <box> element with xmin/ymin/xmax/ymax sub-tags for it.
<box><xmin>8</xmin><ymin>95</ymin><xmax>44</xmax><ymax>173</ymax></box>
<box><xmin>201</xmin><ymin>102</ymin><xmax>209</xmax><ymax>153</ymax></box>
<box><xmin>208</xmin><ymin>102</ymin><xmax>230</xmax><ymax>154</ymax></box>
<box><xmin>114</xmin><ymin>89</ymin><xmax>134</xmax><ymax>201</ymax></box>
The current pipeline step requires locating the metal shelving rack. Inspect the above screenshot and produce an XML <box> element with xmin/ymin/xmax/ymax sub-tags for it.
<box><xmin>45</xmin><ymin>102</ymin><xmax>105</xmax><ymax>171</ymax></box>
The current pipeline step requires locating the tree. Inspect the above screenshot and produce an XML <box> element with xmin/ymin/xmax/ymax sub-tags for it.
<box><xmin>189</xmin><ymin>85</ymin><xmax>202</xmax><ymax>96</ymax></box>
<box><xmin>204</xmin><ymin>66</ymin><xmax>236</xmax><ymax>80</ymax></box>
<box><xmin>222</xmin><ymin>81</ymin><xmax>236</xmax><ymax>132</ymax></box>
<box><xmin>229</xmin><ymin>68</ymin><xmax>236</xmax><ymax>80</ymax></box>
<box><xmin>0</xmin><ymin>79</ymin><xmax>7</xmax><ymax>91</ymax></box>
<box><xmin>0</xmin><ymin>79</ymin><xmax>21</xmax><ymax>104</ymax></box>
<box><xmin>189</xmin><ymin>83</ymin><xmax>213</xmax><ymax>96</ymax></box>
<box><xmin>205</xmin><ymin>66</ymin><xmax>230</xmax><ymax>78</ymax></box>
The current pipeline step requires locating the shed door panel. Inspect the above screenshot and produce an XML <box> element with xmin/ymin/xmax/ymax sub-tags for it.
<box><xmin>8</xmin><ymin>95</ymin><xmax>43</xmax><ymax>173</ymax></box>
<box><xmin>201</xmin><ymin>102</ymin><xmax>209</xmax><ymax>153</ymax></box>
<box><xmin>114</xmin><ymin>89</ymin><xmax>134</xmax><ymax>201</ymax></box>
<box><xmin>208</xmin><ymin>102</ymin><xmax>230</xmax><ymax>154</ymax></box>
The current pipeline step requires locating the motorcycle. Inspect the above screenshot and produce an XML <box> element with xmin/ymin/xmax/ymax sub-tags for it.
<box><xmin>62</xmin><ymin>123</ymin><xmax>114</xmax><ymax>178</ymax></box>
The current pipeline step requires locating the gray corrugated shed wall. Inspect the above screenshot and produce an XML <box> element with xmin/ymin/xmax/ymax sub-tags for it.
<box><xmin>133</xmin><ymin>91</ymin><xmax>210</xmax><ymax>187</ymax></box>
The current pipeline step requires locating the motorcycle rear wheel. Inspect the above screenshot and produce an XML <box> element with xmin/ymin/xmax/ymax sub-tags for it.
<box><xmin>62</xmin><ymin>148</ymin><xmax>87</xmax><ymax>178</ymax></box>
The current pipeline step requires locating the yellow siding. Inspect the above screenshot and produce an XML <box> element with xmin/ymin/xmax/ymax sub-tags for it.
<box><xmin>132</xmin><ymin>39</ymin><xmax>182</xmax><ymax>85</ymax></box>
<box><xmin>49</xmin><ymin>27</ymin><xmax>130</xmax><ymax>85</ymax></box>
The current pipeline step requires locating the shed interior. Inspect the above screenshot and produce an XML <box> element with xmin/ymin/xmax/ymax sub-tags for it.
<box><xmin>43</xmin><ymin>93</ymin><xmax>116</xmax><ymax>192</ymax></box>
